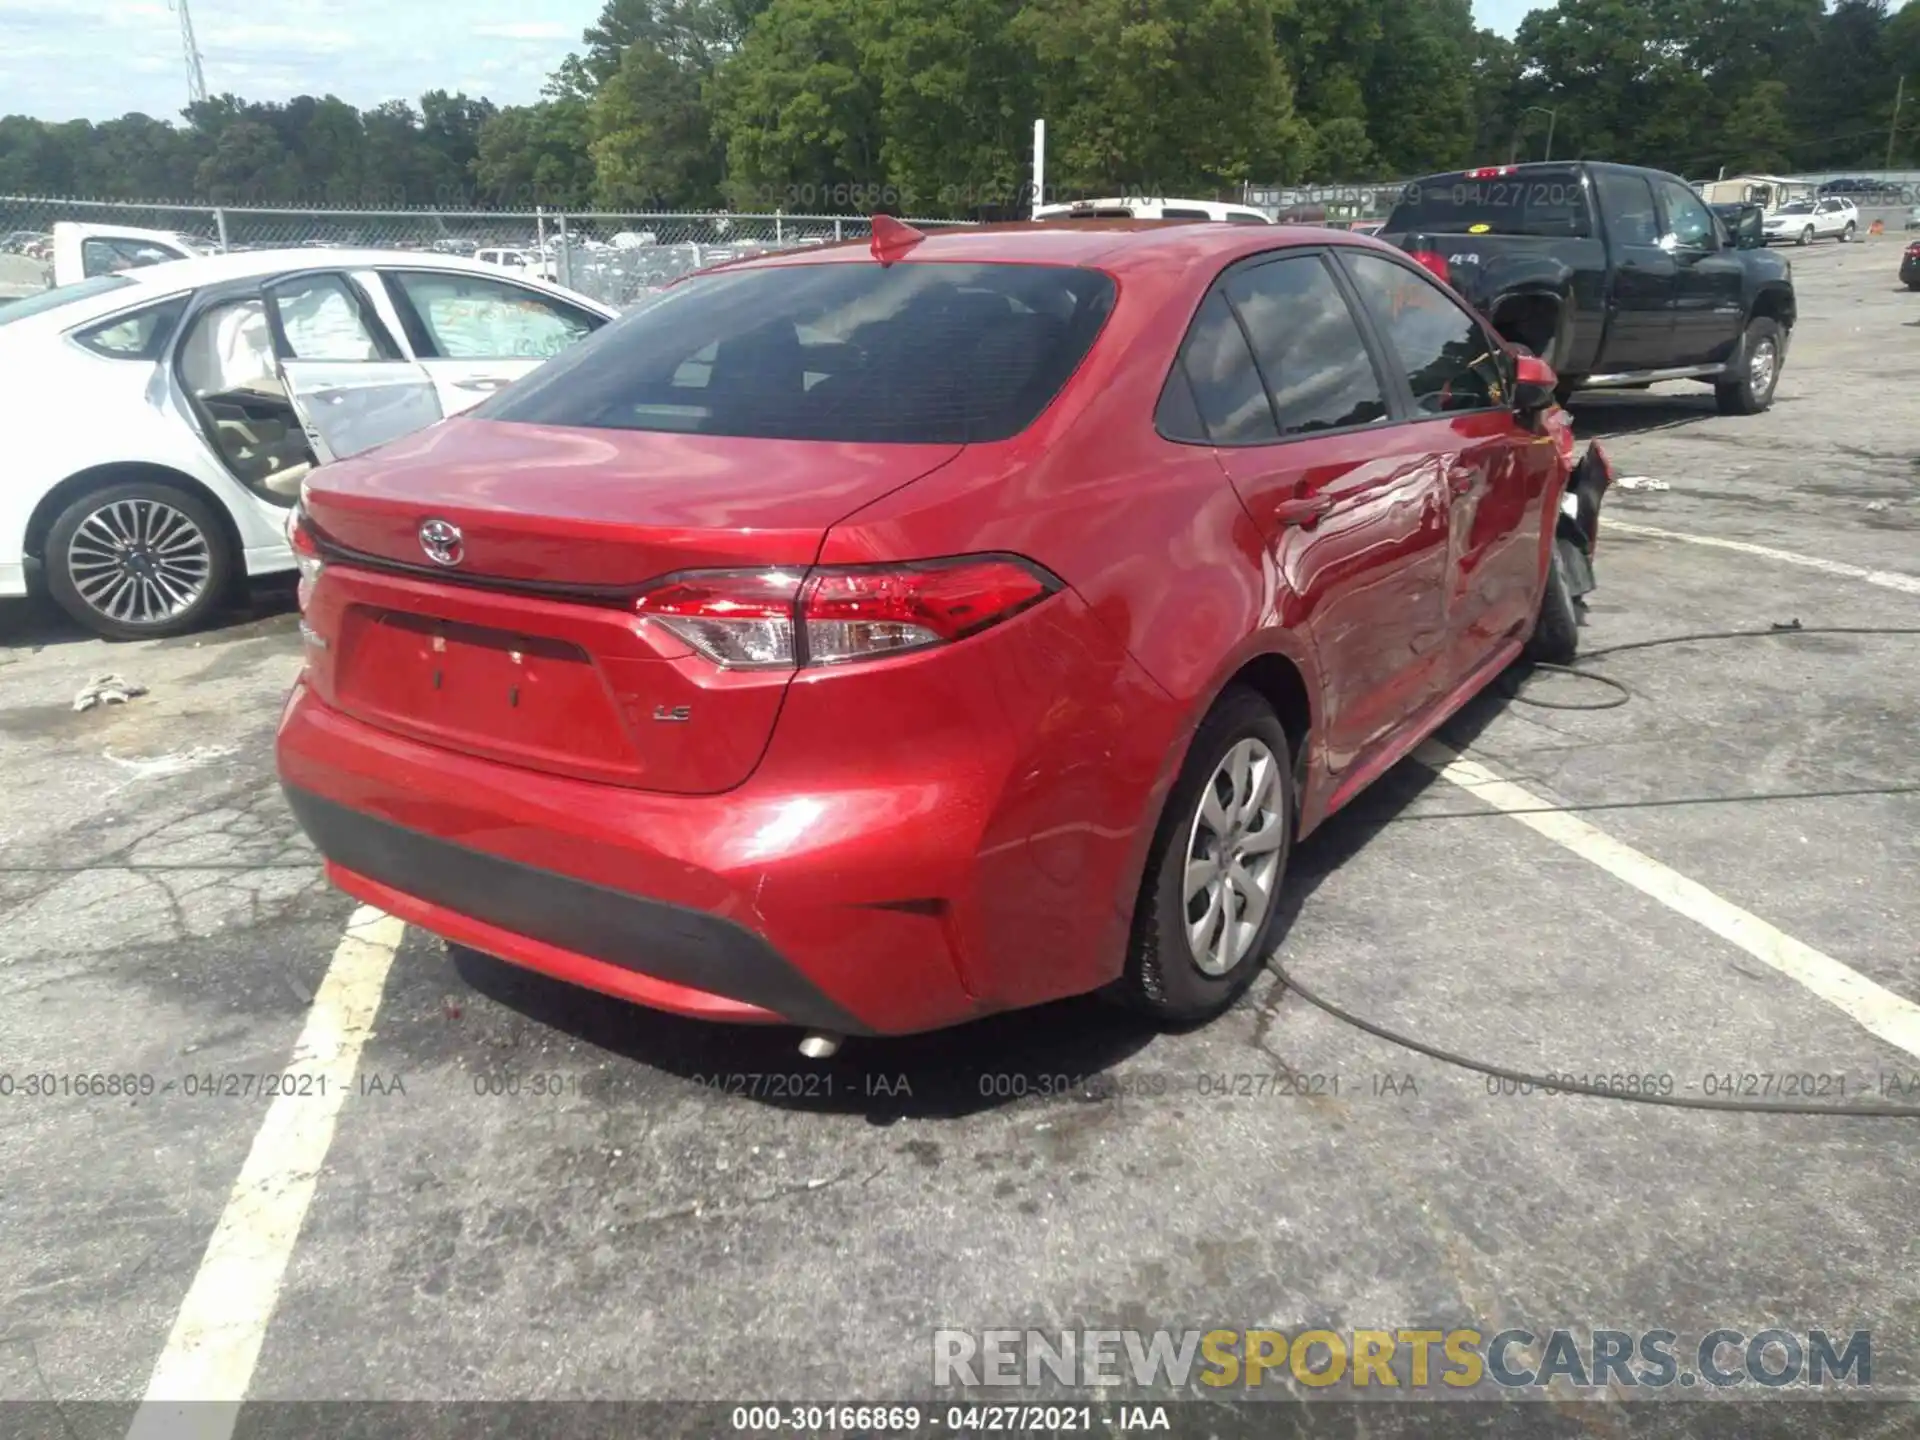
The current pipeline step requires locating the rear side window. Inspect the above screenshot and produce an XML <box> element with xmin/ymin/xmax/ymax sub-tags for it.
<box><xmin>1595</xmin><ymin>171</ymin><xmax>1661</xmax><ymax>248</ymax></box>
<box><xmin>72</xmin><ymin>294</ymin><xmax>188</xmax><ymax>360</ymax></box>
<box><xmin>480</xmin><ymin>262</ymin><xmax>1116</xmax><ymax>444</ymax></box>
<box><xmin>1159</xmin><ymin>292</ymin><xmax>1277</xmax><ymax>444</ymax></box>
<box><xmin>1224</xmin><ymin>256</ymin><xmax>1389</xmax><ymax>436</ymax></box>
<box><xmin>1385</xmin><ymin>167</ymin><xmax>1592</xmax><ymax>238</ymax></box>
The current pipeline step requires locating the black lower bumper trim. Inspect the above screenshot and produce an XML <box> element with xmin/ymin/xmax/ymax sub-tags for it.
<box><xmin>283</xmin><ymin>787</ymin><xmax>867</xmax><ymax>1034</ymax></box>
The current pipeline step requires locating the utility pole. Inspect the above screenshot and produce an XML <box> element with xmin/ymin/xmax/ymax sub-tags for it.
<box><xmin>1521</xmin><ymin>106</ymin><xmax>1558</xmax><ymax>163</ymax></box>
<box><xmin>1890</xmin><ymin>75</ymin><xmax>1907</xmax><ymax>175</ymax></box>
<box><xmin>1031</xmin><ymin>119</ymin><xmax>1046</xmax><ymax>219</ymax></box>
<box><xmin>171</xmin><ymin>0</ymin><xmax>208</xmax><ymax>105</ymax></box>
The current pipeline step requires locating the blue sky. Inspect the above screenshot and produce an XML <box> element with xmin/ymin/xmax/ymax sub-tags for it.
<box><xmin>0</xmin><ymin>1</ymin><xmax>1568</xmax><ymax>125</ymax></box>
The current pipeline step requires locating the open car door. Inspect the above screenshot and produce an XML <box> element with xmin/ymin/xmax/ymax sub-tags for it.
<box><xmin>261</xmin><ymin>271</ymin><xmax>443</xmax><ymax>463</ymax></box>
<box><xmin>52</xmin><ymin>222</ymin><xmax>201</xmax><ymax>287</ymax></box>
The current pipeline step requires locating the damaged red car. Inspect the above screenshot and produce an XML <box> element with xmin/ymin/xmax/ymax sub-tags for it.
<box><xmin>277</xmin><ymin>218</ymin><xmax>1612</xmax><ymax>1044</ymax></box>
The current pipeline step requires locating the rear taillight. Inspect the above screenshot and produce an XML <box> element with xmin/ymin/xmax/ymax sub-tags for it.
<box><xmin>1465</xmin><ymin>166</ymin><xmax>1517</xmax><ymax>179</ymax></box>
<box><xmin>634</xmin><ymin>556</ymin><xmax>1061</xmax><ymax>671</ymax></box>
<box><xmin>288</xmin><ymin>507</ymin><xmax>323</xmax><ymax>613</ymax></box>
<box><xmin>633</xmin><ymin>569</ymin><xmax>802</xmax><ymax>668</ymax></box>
<box><xmin>1407</xmin><ymin>250</ymin><xmax>1451</xmax><ymax>284</ymax></box>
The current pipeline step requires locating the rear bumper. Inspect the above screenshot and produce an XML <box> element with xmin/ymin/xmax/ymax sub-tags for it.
<box><xmin>284</xmin><ymin>786</ymin><xmax>868</xmax><ymax>1033</ymax></box>
<box><xmin>1901</xmin><ymin>256</ymin><xmax>1920</xmax><ymax>284</ymax></box>
<box><xmin>274</xmin><ymin>590</ymin><xmax>1178</xmax><ymax>1035</ymax></box>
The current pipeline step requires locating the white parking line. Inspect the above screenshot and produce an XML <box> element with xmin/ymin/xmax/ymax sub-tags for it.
<box><xmin>125</xmin><ymin>906</ymin><xmax>405</xmax><ymax>1439</ymax></box>
<box><xmin>1606</xmin><ymin>521</ymin><xmax>1920</xmax><ymax>597</ymax></box>
<box><xmin>1415</xmin><ymin>740</ymin><xmax>1920</xmax><ymax>1062</ymax></box>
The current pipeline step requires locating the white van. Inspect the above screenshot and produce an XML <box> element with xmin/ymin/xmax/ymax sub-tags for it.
<box><xmin>1032</xmin><ymin>198</ymin><xmax>1274</xmax><ymax>224</ymax></box>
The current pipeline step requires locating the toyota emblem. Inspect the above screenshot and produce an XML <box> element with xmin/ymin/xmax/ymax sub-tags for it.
<box><xmin>418</xmin><ymin>518</ymin><xmax>464</xmax><ymax>567</ymax></box>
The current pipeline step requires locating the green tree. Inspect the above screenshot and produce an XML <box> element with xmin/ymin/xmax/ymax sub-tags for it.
<box><xmin>1363</xmin><ymin>0</ymin><xmax>1479</xmax><ymax>175</ymax></box>
<box><xmin>589</xmin><ymin>41</ymin><xmax>724</xmax><ymax>205</ymax></box>
<box><xmin>1014</xmin><ymin>0</ymin><xmax>1300</xmax><ymax>196</ymax></box>
<box><xmin>193</xmin><ymin>118</ymin><xmax>287</xmax><ymax>203</ymax></box>
<box><xmin>710</xmin><ymin>0</ymin><xmax>883</xmax><ymax>207</ymax></box>
<box><xmin>861</xmin><ymin>0</ymin><xmax>1038</xmax><ymax>213</ymax></box>
<box><xmin>1717</xmin><ymin>78</ymin><xmax>1796</xmax><ymax>174</ymax></box>
<box><xmin>472</xmin><ymin>100</ymin><xmax>597</xmax><ymax>207</ymax></box>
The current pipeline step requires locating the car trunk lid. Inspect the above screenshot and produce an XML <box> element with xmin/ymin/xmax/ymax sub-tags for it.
<box><xmin>299</xmin><ymin>416</ymin><xmax>963</xmax><ymax>792</ymax></box>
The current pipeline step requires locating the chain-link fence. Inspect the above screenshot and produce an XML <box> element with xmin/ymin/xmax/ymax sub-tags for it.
<box><xmin>0</xmin><ymin>197</ymin><xmax>972</xmax><ymax>308</ymax></box>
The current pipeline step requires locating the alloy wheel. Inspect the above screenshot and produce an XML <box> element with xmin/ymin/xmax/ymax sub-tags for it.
<box><xmin>65</xmin><ymin>496</ymin><xmax>214</xmax><ymax>629</ymax></box>
<box><xmin>1749</xmin><ymin>337</ymin><xmax>1779</xmax><ymax>402</ymax></box>
<box><xmin>1183</xmin><ymin>737</ymin><xmax>1287</xmax><ymax>976</ymax></box>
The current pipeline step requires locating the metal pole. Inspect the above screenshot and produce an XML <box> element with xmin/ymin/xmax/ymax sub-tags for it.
<box><xmin>834</xmin><ymin>218</ymin><xmax>844</xmax><ymax>242</ymax></box>
<box><xmin>775</xmin><ymin>208</ymin><xmax>783</xmax><ymax>243</ymax></box>
<box><xmin>1545</xmin><ymin>111</ymin><xmax>1556</xmax><ymax>163</ymax></box>
<box><xmin>536</xmin><ymin>204</ymin><xmax>547</xmax><ymax>256</ymax></box>
<box><xmin>1032</xmin><ymin>118</ymin><xmax>1046</xmax><ymax>218</ymax></box>
<box><xmin>1889</xmin><ymin>75</ymin><xmax>1906</xmax><ymax>174</ymax></box>
<box><xmin>213</xmin><ymin>206</ymin><xmax>229</xmax><ymax>254</ymax></box>
<box><xmin>557</xmin><ymin>212</ymin><xmax>572</xmax><ymax>289</ymax></box>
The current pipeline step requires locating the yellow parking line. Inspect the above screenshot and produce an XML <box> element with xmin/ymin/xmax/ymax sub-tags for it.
<box><xmin>126</xmin><ymin>907</ymin><xmax>405</xmax><ymax>1435</ymax></box>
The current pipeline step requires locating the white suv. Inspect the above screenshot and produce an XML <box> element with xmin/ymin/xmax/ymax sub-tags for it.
<box><xmin>1764</xmin><ymin>198</ymin><xmax>1859</xmax><ymax>245</ymax></box>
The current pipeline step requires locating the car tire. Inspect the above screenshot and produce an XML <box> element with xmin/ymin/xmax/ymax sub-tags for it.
<box><xmin>1842</xmin><ymin>221</ymin><xmax>1857</xmax><ymax>243</ymax></box>
<box><xmin>1798</xmin><ymin>226</ymin><xmax>1814</xmax><ymax>246</ymax></box>
<box><xmin>1119</xmin><ymin>687</ymin><xmax>1295</xmax><ymax>1024</ymax></box>
<box><xmin>44</xmin><ymin>481</ymin><xmax>232</xmax><ymax>641</ymax></box>
<box><xmin>1525</xmin><ymin>537</ymin><xmax>1582</xmax><ymax>666</ymax></box>
<box><xmin>1714</xmin><ymin>317</ymin><xmax>1783</xmax><ymax>416</ymax></box>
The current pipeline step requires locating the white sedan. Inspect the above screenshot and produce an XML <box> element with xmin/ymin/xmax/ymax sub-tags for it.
<box><xmin>1763</xmin><ymin>198</ymin><xmax>1859</xmax><ymax>246</ymax></box>
<box><xmin>0</xmin><ymin>243</ymin><xmax>617</xmax><ymax>639</ymax></box>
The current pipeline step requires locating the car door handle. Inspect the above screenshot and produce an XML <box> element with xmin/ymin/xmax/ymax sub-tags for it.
<box><xmin>451</xmin><ymin>377</ymin><xmax>511</xmax><ymax>393</ymax></box>
<box><xmin>1274</xmin><ymin>495</ymin><xmax>1333</xmax><ymax>529</ymax></box>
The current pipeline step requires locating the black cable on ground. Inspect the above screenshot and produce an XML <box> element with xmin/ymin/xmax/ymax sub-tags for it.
<box><xmin>1287</xmin><ymin>620</ymin><xmax>1920</xmax><ymax>1117</ymax></box>
<box><xmin>1506</xmin><ymin>622</ymin><xmax>1920</xmax><ymax>712</ymax></box>
<box><xmin>1270</xmin><ymin>965</ymin><xmax>1920</xmax><ymax>1118</ymax></box>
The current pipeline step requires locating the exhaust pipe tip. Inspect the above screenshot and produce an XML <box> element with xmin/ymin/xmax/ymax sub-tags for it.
<box><xmin>797</xmin><ymin>1031</ymin><xmax>843</xmax><ymax>1060</ymax></box>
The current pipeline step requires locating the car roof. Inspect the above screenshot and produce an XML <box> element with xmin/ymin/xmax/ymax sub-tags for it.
<box><xmin>711</xmin><ymin>219</ymin><xmax>1401</xmax><ymax>279</ymax></box>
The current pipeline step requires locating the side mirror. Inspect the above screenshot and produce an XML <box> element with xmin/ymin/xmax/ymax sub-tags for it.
<box><xmin>1512</xmin><ymin>352</ymin><xmax>1558</xmax><ymax>413</ymax></box>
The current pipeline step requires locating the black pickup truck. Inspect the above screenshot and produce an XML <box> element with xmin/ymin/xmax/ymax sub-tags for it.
<box><xmin>1380</xmin><ymin>161</ymin><xmax>1798</xmax><ymax>414</ymax></box>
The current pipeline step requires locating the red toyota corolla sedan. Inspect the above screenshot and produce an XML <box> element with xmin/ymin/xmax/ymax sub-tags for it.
<box><xmin>277</xmin><ymin>218</ymin><xmax>1610</xmax><ymax>1043</ymax></box>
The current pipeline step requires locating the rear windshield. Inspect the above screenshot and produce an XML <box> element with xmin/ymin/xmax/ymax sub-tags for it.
<box><xmin>0</xmin><ymin>274</ymin><xmax>135</xmax><ymax>328</ymax></box>
<box><xmin>479</xmin><ymin>261</ymin><xmax>1116</xmax><ymax>444</ymax></box>
<box><xmin>1385</xmin><ymin>168</ymin><xmax>1592</xmax><ymax>238</ymax></box>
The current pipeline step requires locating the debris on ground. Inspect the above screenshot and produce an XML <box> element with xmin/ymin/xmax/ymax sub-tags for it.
<box><xmin>1615</xmin><ymin>476</ymin><xmax>1672</xmax><ymax>493</ymax></box>
<box><xmin>73</xmin><ymin>674</ymin><xmax>148</xmax><ymax>712</ymax></box>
